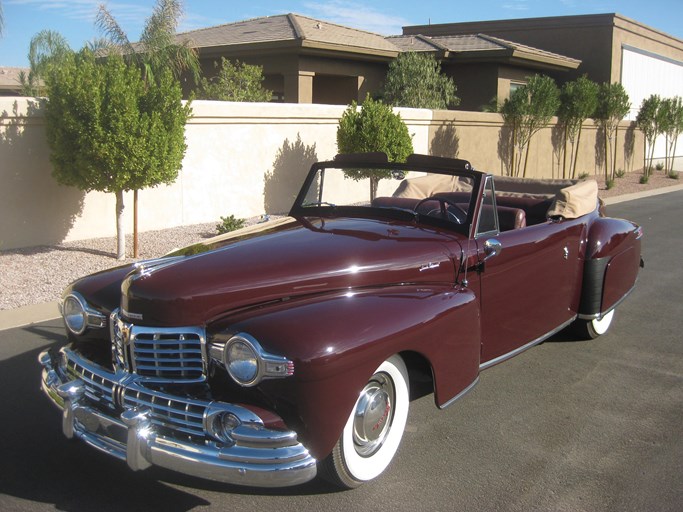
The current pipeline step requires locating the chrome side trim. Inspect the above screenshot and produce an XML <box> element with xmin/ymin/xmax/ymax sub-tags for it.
<box><xmin>479</xmin><ymin>316</ymin><xmax>576</xmax><ymax>371</ymax></box>
<box><xmin>438</xmin><ymin>376</ymin><xmax>480</xmax><ymax>410</ymax></box>
<box><xmin>577</xmin><ymin>284</ymin><xmax>635</xmax><ymax>320</ymax></box>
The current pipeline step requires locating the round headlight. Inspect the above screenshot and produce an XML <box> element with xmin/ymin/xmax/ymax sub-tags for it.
<box><xmin>225</xmin><ymin>338</ymin><xmax>259</xmax><ymax>385</ymax></box>
<box><xmin>63</xmin><ymin>294</ymin><xmax>87</xmax><ymax>335</ymax></box>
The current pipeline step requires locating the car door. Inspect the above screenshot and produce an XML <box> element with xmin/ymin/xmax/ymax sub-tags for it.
<box><xmin>476</xmin><ymin>176</ymin><xmax>583</xmax><ymax>367</ymax></box>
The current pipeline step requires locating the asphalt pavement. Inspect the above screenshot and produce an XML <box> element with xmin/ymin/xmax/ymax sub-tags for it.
<box><xmin>0</xmin><ymin>191</ymin><xmax>681</xmax><ymax>511</ymax></box>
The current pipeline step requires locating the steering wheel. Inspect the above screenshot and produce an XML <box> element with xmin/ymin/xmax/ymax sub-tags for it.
<box><xmin>415</xmin><ymin>196</ymin><xmax>468</xmax><ymax>224</ymax></box>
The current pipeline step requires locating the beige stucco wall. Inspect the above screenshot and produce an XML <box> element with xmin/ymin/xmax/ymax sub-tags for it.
<box><xmin>429</xmin><ymin>110</ymin><xmax>643</xmax><ymax>179</ymax></box>
<box><xmin>1</xmin><ymin>97</ymin><xmax>641</xmax><ymax>251</ymax></box>
<box><xmin>0</xmin><ymin>98</ymin><xmax>431</xmax><ymax>250</ymax></box>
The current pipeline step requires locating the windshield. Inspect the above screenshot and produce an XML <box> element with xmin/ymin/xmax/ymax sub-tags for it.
<box><xmin>292</xmin><ymin>164</ymin><xmax>478</xmax><ymax>233</ymax></box>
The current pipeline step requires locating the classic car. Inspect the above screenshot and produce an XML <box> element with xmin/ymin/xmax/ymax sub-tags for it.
<box><xmin>39</xmin><ymin>153</ymin><xmax>643</xmax><ymax>489</ymax></box>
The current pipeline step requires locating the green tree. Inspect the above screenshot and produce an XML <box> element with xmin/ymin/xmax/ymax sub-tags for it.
<box><xmin>20</xmin><ymin>30</ymin><xmax>72</xmax><ymax>96</ymax></box>
<box><xmin>337</xmin><ymin>95</ymin><xmax>414</xmax><ymax>200</ymax></box>
<box><xmin>558</xmin><ymin>76</ymin><xmax>599</xmax><ymax>179</ymax></box>
<box><xmin>501</xmin><ymin>75</ymin><xmax>560</xmax><ymax>177</ymax></box>
<box><xmin>197</xmin><ymin>58</ymin><xmax>271</xmax><ymax>101</ymax></box>
<box><xmin>658</xmin><ymin>96</ymin><xmax>683</xmax><ymax>174</ymax></box>
<box><xmin>383</xmin><ymin>52</ymin><xmax>459</xmax><ymax>109</ymax></box>
<box><xmin>96</xmin><ymin>0</ymin><xmax>199</xmax><ymax>256</ymax></box>
<box><xmin>636</xmin><ymin>94</ymin><xmax>662</xmax><ymax>176</ymax></box>
<box><xmin>96</xmin><ymin>0</ymin><xmax>199</xmax><ymax>87</ymax></box>
<box><xmin>45</xmin><ymin>49</ymin><xmax>191</xmax><ymax>259</ymax></box>
<box><xmin>595</xmin><ymin>82</ymin><xmax>631</xmax><ymax>181</ymax></box>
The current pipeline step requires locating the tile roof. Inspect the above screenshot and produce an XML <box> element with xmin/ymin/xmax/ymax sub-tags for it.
<box><xmin>0</xmin><ymin>67</ymin><xmax>27</xmax><ymax>91</ymax></box>
<box><xmin>388</xmin><ymin>33</ymin><xmax>580</xmax><ymax>67</ymax></box>
<box><xmin>174</xmin><ymin>14</ymin><xmax>578</xmax><ymax>67</ymax></box>
<box><xmin>179</xmin><ymin>13</ymin><xmax>400</xmax><ymax>53</ymax></box>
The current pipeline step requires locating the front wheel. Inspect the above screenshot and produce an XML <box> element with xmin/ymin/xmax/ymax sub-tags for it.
<box><xmin>573</xmin><ymin>309</ymin><xmax>615</xmax><ymax>339</ymax></box>
<box><xmin>319</xmin><ymin>354</ymin><xmax>409</xmax><ymax>488</ymax></box>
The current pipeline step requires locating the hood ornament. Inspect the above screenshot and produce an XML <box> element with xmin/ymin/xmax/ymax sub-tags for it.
<box><xmin>132</xmin><ymin>256</ymin><xmax>185</xmax><ymax>278</ymax></box>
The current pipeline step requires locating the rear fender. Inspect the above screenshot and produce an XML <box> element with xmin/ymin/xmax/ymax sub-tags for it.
<box><xmin>214</xmin><ymin>284</ymin><xmax>480</xmax><ymax>459</ymax></box>
<box><xmin>580</xmin><ymin>217</ymin><xmax>643</xmax><ymax>318</ymax></box>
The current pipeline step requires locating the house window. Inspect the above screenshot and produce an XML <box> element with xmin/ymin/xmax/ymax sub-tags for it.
<box><xmin>509</xmin><ymin>81</ymin><xmax>525</xmax><ymax>95</ymax></box>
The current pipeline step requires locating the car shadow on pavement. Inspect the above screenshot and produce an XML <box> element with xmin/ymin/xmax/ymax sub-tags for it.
<box><xmin>0</xmin><ymin>324</ymin><xmax>339</xmax><ymax>511</ymax></box>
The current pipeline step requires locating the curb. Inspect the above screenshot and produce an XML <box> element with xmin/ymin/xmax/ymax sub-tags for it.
<box><xmin>602</xmin><ymin>183</ymin><xmax>683</xmax><ymax>205</ymax></box>
<box><xmin>2</xmin><ymin>185</ymin><xmax>682</xmax><ymax>332</ymax></box>
<box><xmin>0</xmin><ymin>301</ymin><xmax>60</xmax><ymax>332</ymax></box>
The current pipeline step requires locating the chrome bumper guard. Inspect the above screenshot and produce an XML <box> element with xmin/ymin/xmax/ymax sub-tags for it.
<box><xmin>39</xmin><ymin>347</ymin><xmax>317</xmax><ymax>487</ymax></box>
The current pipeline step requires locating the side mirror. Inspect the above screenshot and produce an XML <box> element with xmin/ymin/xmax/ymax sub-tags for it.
<box><xmin>484</xmin><ymin>238</ymin><xmax>502</xmax><ymax>261</ymax></box>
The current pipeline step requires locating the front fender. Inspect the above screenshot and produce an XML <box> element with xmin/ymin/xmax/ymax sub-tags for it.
<box><xmin>213</xmin><ymin>284</ymin><xmax>480</xmax><ymax>460</ymax></box>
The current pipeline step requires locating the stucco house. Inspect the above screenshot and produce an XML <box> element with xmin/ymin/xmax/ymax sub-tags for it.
<box><xmin>181</xmin><ymin>13</ymin><xmax>580</xmax><ymax>109</ymax></box>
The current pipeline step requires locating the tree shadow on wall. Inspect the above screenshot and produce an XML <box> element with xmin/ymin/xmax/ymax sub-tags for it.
<box><xmin>551</xmin><ymin>123</ymin><xmax>566</xmax><ymax>180</ymax></box>
<box><xmin>623</xmin><ymin>122</ymin><xmax>636</xmax><ymax>173</ymax></box>
<box><xmin>497</xmin><ymin>125</ymin><xmax>514</xmax><ymax>176</ymax></box>
<box><xmin>263</xmin><ymin>135</ymin><xmax>318</xmax><ymax>215</ymax></box>
<box><xmin>430</xmin><ymin>123</ymin><xmax>459</xmax><ymax>158</ymax></box>
<box><xmin>0</xmin><ymin>100</ymin><xmax>84</xmax><ymax>251</ymax></box>
<box><xmin>594</xmin><ymin>124</ymin><xmax>606</xmax><ymax>177</ymax></box>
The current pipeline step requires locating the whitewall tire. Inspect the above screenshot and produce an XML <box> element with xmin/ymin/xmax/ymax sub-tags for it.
<box><xmin>574</xmin><ymin>309</ymin><xmax>615</xmax><ymax>339</ymax></box>
<box><xmin>319</xmin><ymin>354</ymin><xmax>409</xmax><ymax>488</ymax></box>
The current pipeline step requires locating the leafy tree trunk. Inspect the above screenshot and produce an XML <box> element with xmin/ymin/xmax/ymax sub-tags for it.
<box><xmin>613</xmin><ymin>124</ymin><xmax>619</xmax><ymax>179</ymax></box>
<box><xmin>573</xmin><ymin>125</ymin><xmax>583</xmax><ymax>179</ymax></box>
<box><xmin>116</xmin><ymin>190</ymin><xmax>125</xmax><ymax>260</ymax></box>
<box><xmin>370</xmin><ymin>176</ymin><xmax>379</xmax><ymax>202</ymax></box>
<box><xmin>510</xmin><ymin>125</ymin><xmax>517</xmax><ymax>178</ymax></box>
<box><xmin>133</xmin><ymin>189</ymin><xmax>139</xmax><ymax>258</ymax></box>
<box><xmin>522</xmin><ymin>140</ymin><xmax>532</xmax><ymax>178</ymax></box>
<box><xmin>605</xmin><ymin>131</ymin><xmax>610</xmax><ymax>182</ymax></box>
<box><xmin>671</xmin><ymin>138</ymin><xmax>679</xmax><ymax>174</ymax></box>
<box><xmin>562</xmin><ymin>130</ymin><xmax>568</xmax><ymax>179</ymax></box>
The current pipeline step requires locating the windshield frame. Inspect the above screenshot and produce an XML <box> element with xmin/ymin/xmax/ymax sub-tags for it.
<box><xmin>289</xmin><ymin>155</ymin><xmax>485</xmax><ymax>237</ymax></box>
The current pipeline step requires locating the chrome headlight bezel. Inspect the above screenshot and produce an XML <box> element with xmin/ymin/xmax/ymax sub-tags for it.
<box><xmin>224</xmin><ymin>335</ymin><xmax>260</xmax><ymax>386</ymax></box>
<box><xmin>211</xmin><ymin>332</ymin><xmax>294</xmax><ymax>387</ymax></box>
<box><xmin>60</xmin><ymin>292</ymin><xmax>107</xmax><ymax>335</ymax></box>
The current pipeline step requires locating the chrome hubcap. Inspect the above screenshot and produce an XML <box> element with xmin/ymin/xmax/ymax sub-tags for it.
<box><xmin>353</xmin><ymin>373</ymin><xmax>395</xmax><ymax>457</ymax></box>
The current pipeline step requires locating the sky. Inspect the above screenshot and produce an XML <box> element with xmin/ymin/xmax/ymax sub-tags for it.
<box><xmin>1</xmin><ymin>0</ymin><xmax>683</xmax><ymax>68</ymax></box>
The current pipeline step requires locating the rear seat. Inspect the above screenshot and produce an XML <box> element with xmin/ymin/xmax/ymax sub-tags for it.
<box><xmin>496</xmin><ymin>206</ymin><xmax>526</xmax><ymax>231</ymax></box>
<box><xmin>495</xmin><ymin>195</ymin><xmax>553</xmax><ymax>225</ymax></box>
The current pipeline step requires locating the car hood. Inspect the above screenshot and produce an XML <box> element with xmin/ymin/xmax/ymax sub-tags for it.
<box><xmin>76</xmin><ymin>216</ymin><xmax>463</xmax><ymax>327</ymax></box>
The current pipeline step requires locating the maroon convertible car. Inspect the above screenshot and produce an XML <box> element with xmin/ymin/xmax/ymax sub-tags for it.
<box><xmin>40</xmin><ymin>153</ymin><xmax>643</xmax><ymax>488</ymax></box>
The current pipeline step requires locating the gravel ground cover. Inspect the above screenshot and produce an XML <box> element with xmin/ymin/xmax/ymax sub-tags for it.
<box><xmin>1</xmin><ymin>171</ymin><xmax>679</xmax><ymax>311</ymax></box>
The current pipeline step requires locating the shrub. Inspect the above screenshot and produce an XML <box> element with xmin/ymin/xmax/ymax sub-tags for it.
<box><xmin>216</xmin><ymin>215</ymin><xmax>246</xmax><ymax>234</ymax></box>
<box><xmin>337</xmin><ymin>95</ymin><xmax>414</xmax><ymax>200</ymax></box>
<box><xmin>383</xmin><ymin>52</ymin><xmax>459</xmax><ymax>109</ymax></box>
<box><xmin>197</xmin><ymin>58</ymin><xmax>271</xmax><ymax>102</ymax></box>
<box><xmin>668</xmin><ymin>170</ymin><xmax>680</xmax><ymax>180</ymax></box>
<box><xmin>578</xmin><ymin>172</ymin><xmax>590</xmax><ymax>180</ymax></box>
<box><xmin>639</xmin><ymin>174</ymin><xmax>650</xmax><ymax>184</ymax></box>
<box><xmin>655</xmin><ymin>162</ymin><xmax>664</xmax><ymax>171</ymax></box>
<box><xmin>605</xmin><ymin>179</ymin><xmax>615</xmax><ymax>190</ymax></box>
<box><xmin>615</xmin><ymin>169</ymin><xmax>626</xmax><ymax>178</ymax></box>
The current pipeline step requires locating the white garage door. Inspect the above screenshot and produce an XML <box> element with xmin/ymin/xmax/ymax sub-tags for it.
<box><xmin>621</xmin><ymin>45</ymin><xmax>683</xmax><ymax>162</ymax></box>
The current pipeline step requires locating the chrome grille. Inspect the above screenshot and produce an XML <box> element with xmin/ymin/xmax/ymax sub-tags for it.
<box><xmin>110</xmin><ymin>310</ymin><xmax>207</xmax><ymax>383</ymax></box>
<box><xmin>67</xmin><ymin>358</ymin><xmax>207</xmax><ymax>438</ymax></box>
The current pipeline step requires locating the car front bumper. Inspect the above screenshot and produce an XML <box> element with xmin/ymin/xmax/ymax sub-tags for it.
<box><xmin>39</xmin><ymin>347</ymin><xmax>317</xmax><ymax>488</ymax></box>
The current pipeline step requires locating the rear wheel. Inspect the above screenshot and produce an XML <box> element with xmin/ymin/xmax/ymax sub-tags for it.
<box><xmin>319</xmin><ymin>355</ymin><xmax>409</xmax><ymax>488</ymax></box>
<box><xmin>573</xmin><ymin>309</ymin><xmax>615</xmax><ymax>339</ymax></box>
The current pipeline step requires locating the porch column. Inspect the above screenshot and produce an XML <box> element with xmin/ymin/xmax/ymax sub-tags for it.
<box><xmin>284</xmin><ymin>71</ymin><xmax>315</xmax><ymax>103</ymax></box>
